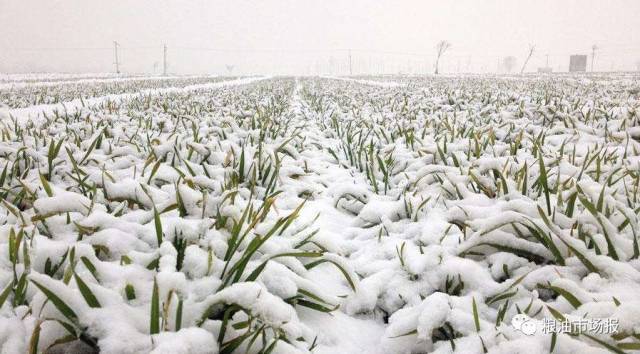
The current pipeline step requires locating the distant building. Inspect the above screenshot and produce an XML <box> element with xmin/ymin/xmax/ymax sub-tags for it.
<box><xmin>569</xmin><ymin>55</ymin><xmax>587</xmax><ymax>72</ymax></box>
<box><xmin>537</xmin><ymin>67</ymin><xmax>552</xmax><ymax>73</ymax></box>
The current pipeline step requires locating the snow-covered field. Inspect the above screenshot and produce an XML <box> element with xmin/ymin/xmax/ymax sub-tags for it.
<box><xmin>0</xmin><ymin>75</ymin><xmax>229</xmax><ymax>109</ymax></box>
<box><xmin>1</xmin><ymin>74</ymin><xmax>640</xmax><ymax>354</ymax></box>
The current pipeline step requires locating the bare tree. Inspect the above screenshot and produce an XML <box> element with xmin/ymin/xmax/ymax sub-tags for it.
<box><xmin>434</xmin><ymin>40</ymin><xmax>451</xmax><ymax>75</ymax></box>
<box><xmin>503</xmin><ymin>56</ymin><xmax>517</xmax><ymax>73</ymax></box>
<box><xmin>225</xmin><ymin>64</ymin><xmax>235</xmax><ymax>75</ymax></box>
<box><xmin>520</xmin><ymin>44</ymin><xmax>535</xmax><ymax>74</ymax></box>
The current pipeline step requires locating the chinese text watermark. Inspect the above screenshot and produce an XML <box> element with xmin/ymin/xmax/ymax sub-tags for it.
<box><xmin>511</xmin><ymin>314</ymin><xmax>619</xmax><ymax>336</ymax></box>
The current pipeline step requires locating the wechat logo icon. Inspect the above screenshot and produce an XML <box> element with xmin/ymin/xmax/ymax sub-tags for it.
<box><xmin>512</xmin><ymin>314</ymin><xmax>537</xmax><ymax>335</ymax></box>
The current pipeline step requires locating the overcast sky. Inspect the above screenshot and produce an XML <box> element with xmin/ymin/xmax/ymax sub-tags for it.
<box><xmin>1</xmin><ymin>0</ymin><xmax>639</xmax><ymax>75</ymax></box>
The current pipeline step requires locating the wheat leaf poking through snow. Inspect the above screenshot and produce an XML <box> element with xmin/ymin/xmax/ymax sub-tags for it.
<box><xmin>30</xmin><ymin>279</ymin><xmax>78</xmax><ymax>324</ymax></box>
<box><xmin>472</xmin><ymin>297</ymin><xmax>481</xmax><ymax>332</ymax></box>
<box><xmin>150</xmin><ymin>278</ymin><xmax>160</xmax><ymax>335</ymax></box>
<box><xmin>153</xmin><ymin>206</ymin><xmax>163</xmax><ymax>247</ymax></box>
<box><xmin>74</xmin><ymin>273</ymin><xmax>101</xmax><ymax>308</ymax></box>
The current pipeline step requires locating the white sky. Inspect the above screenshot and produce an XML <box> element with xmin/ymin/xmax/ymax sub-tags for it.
<box><xmin>1</xmin><ymin>0</ymin><xmax>639</xmax><ymax>74</ymax></box>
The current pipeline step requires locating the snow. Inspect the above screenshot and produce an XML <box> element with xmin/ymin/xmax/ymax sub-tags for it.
<box><xmin>33</xmin><ymin>192</ymin><xmax>93</xmax><ymax>216</ymax></box>
<box><xmin>0</xmin><ymin>75</ymin><xmax>218</xmax><ymax>90</ymax></box>
<box><xmin>5</xmin><ymin>76</ymin><xmax>269</xmax><ymax>124</ymax></box>
<box><xmin>321</xmin><ymin>76</ymin><xmax>404</xmax><ymax>88</ymax></box>
<box><xmin>151</xmin><ymin>328</ymin><xmax>217</xmax><ymax>354</ymax></box>
<box><xmin>1</xmin><ymin>73</ymin><xmax>640</xmax><ymax>354</ymax></box>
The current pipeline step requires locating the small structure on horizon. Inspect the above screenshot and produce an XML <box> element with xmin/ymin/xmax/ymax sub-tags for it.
<box><xmin>537</xmin><ymin>67</ymin><xmax>552</xmax><ymax>73</ymax></box>
<box><xmin>569</xmin><ymin>55</ymin><xmax>587</xmax><ymax>72</ymax></box>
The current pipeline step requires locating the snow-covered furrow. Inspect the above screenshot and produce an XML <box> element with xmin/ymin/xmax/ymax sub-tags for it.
<box><xmin>4</xmin><ymin>76</ymin><xmax>268</xmax><ymax>124</ymax></box>
<box><xmin>274</xmin><ymin>82</ymin><xmax>387</xmax><ymax>353</ymax></box>
<box><xmin>0</xmin><ymin>75</ymin><xmax>219</xmax><ymax>90</ymax></box>
<box><xmin>321</xmin><ymin>76</ymin><xmax>404</xmax><ymax>88</ymax></box>
<box><xmin>0</xmin><ymin>72</ymin><xmax>129</xmax><ymax>84</ymax></box>
<box><xmin>0</xmin><ymin>76</ymin><xmax>246</xmax><ymax>109</ymax></box>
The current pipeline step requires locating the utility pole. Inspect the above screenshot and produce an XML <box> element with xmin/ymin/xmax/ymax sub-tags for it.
<box><xmin>546</xmin><ymin>54</ymin><xmax>549</xmax><ymax>67</ymax></box>
<box><xmin>348</xmin><ymin>50</ymin><xmax>353</xmax><ymax>76</ymax></box>
<box><xmin>591</xmin><ymin>45</ymin><xmax>598</xmax><ymax>72</ymax></box>
<box><xmin>163</xmin><ymin>44</ymin><xmax>167</xmax><ymax>76</ymax></box>
<box><xmin>113</xmin><ymin>41</ymin><xmax>120</xmax><ymax>74</ymax></box>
